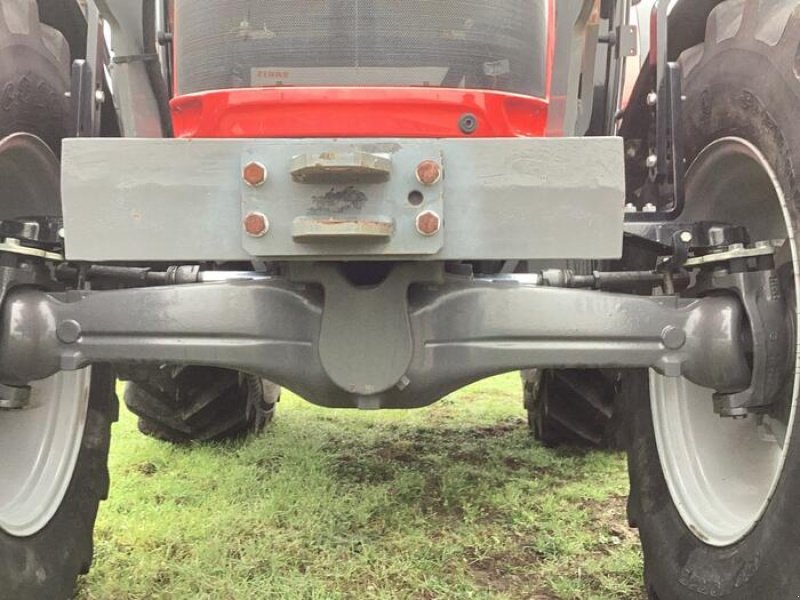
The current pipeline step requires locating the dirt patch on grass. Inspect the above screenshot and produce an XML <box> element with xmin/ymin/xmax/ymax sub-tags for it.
<box><xmin>464</xmin><ymin>543</ymin><xmax>557</xmax><ymax>598</ymax></box>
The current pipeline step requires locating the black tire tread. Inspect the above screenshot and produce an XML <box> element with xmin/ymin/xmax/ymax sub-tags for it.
<box><xmin>0</xmin><ymin>0</ymin><xmax>70</xmax><ymax>153</ymax></box>
<box><xmin>124</xmin><ymin>367</ymin><xmax>279</xmax><ymax>444</ymax></box>
<box><xmin>522</xmin><ymin>369</ymin><xmax>620</xmax><ymax>449</ymax></box>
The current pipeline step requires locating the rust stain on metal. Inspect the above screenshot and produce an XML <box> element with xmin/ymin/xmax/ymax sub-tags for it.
<box><xmin>416</xmin><ymin>160</ymin><xmax>442</xmax><ymax>186</ymax></box>
<box><xmin>416</xmin><ymin>210</ymin><xmax>441</xmax><ymax>236</ymax></box>
<box><xmin>243</xmin><ymin>161</ymin><xmax>268</xmax><ymax>187</ymax></box>
<box><xmin>310</xmin><ymin>186</ymin><xmax>368</xmax><ymax>214</ymax></box>
<box><xmin>243</xmin><ymin>212</ymin><xmax>269</xmax><ymax>237</ymax></box>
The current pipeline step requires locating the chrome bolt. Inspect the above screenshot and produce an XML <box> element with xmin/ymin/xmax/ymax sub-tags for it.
<box><xmin>643</xmin><ymin>203</ymin><xmax>657</xmax><ymax>213</ymax></box>
<box><xmin>679</xmin><ymin>231</ymin><xmax>693</xmax><ymax>244</ymax></box>
<box><xmin>645</xmin><ymin>154</ymin><xmax>658</xmax><ymax>168</ymax></box>
<box><xmin>624</xmin><ymin>203</ymin><xmax>638</xmax><ymax>213</ymax></box>
<box><xmin>95</xmin><ymin>89</ymin><xmax>106</xmax><ymax>104</ymax></box>
<box><xmin>646</xmin><ymin>92</ymin><xmax>658</xmax><ymax>107</ymax></box>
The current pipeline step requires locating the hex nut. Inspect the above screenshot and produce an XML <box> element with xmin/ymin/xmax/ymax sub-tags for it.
<box><xmin>416</xmin><ymin>160</ymin><xmax>442</xmax><ymax>186</ymax></box>
<box><xmin>416</xmin><ymin>210</ymin><xmax>441</xmax><ymax>236</ymax></box>
<box><xmin>243</xmin><ymin>212</ymin><xmax>270</xmax><ymax>237</ymax></box>
<box><xmin>243</xmin><ymin>161</ymin><xmax>268</xmax><ymax>187</ymax></box>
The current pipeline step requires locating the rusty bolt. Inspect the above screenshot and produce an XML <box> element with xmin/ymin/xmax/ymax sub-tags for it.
<box><xmin>415</xmin><ymin>210</ymin><xmax>441</xmax><ymax>236</ymax></box>
<box><xmin>243</xmin><ymin>161</ymin><xmax>268</xmax><ymax>187</ymax></box>
<box><xmin>243</xmin><ymin>212</ymin><xmax>270</xmax><ymax>237</ymax></box>
<box><xmin>416</xmin><ymin>160</ymin><xmax>442</xmax><ymax>186</ymax></box>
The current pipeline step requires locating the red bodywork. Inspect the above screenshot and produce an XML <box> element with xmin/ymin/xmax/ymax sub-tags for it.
<box><xmin>170</xmin><ymin>88</ymin><xmax>549</xmax><ymax>139</ymax></box>
<box><xmin>169</xmin><ymin>1</ymin><xmax>555</xmax><ymax>139</ymax></box>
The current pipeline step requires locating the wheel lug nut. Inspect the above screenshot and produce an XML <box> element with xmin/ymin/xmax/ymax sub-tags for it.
<box><xmin>416</xmin><ymin>210</ymin><xmax>441</xmax><ymax>236</ymax></box>
<box><xmin>243</xmin><ymin>212</ymin><xmax>269</xmax><ymax>237</ymax></box>
<box><xmin>243</xmin><ymin>161</ymin><xmax>268</xmax><ymax>187</ymax></box>
<box><xmin>416</xmin><ymin>160</ymin><xmax>442</xmax><ymax>186</ymax></box>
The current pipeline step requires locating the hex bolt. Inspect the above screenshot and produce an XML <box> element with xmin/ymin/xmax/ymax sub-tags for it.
<box><xmin>643</xmin><ymin>203</ymin><xmax>657</xmax><ymax>213</ymax></box>
<box><xmin>645</xmin><ymin>154</ymin><xmax>658</xmax><ymax>168</ymax></box>
<box><xmin>679</xmin><ymin>231</ymin><xmax>693</xmax><ymax>244</ymax></box>
<box><xmin>661</xmin><ymin>326</ymin><xmax>686</xmax><ymax>350</ymax></box>
<box><xmin>624</xmin><ymin>203</ymin><xmax>638</xmax><ymax>213</ymax></box>
<box><xmin>646</xmin><ymin>92</ymin><xmax>658</xmax><ymax>107</ymax></box>
<box><xmin>95</xmin><ymin>89</ymin><xmax>106</xmax><ymax>104</ymax></box>
<box><xmin>242</xmin><ymin>161</ymin><xmax>268</xmax><ymax>187</ymax></box>
<box><xmin>243</xmin><ymin>212</ymin><xmax>270</xmax><ymax>237</ymax></box>
<box><xmin>416</xmin><ymin>160</ymin><xmax>442</xmax><ymax>186</ymax></box>
<box><xmin>416</xmin><ymin>210</ymin><xmax>441</xmax><ymax>236</ymax></box>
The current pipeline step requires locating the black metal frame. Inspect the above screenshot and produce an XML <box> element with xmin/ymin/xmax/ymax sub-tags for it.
<box><xmin>625</xmin><ymin>0</ymin><xmax>687</xmax><ymax>223</ymax></box>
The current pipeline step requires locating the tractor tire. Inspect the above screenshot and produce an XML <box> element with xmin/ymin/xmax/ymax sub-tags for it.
<box><xmin>0</xmin><ymin>5</ymin><xmax>117</xmax><ymax>599</ymax></box>
<box><xmin>124</xmin><ymin>367</ymin><xmax>279</xmax><ymax>444</ymax></box>
<box><xmin>0</xmin><ymin>368</ymin><xmax>117</xmax><ymax>600</ymax></box>
<box><xmin>0</xmin><ymin>0</ymin><xmax>70</xmax><ymax>153</ymax></box>
<box><xmin>625</xmin><ymin>1</ymin><xmax>800</xmax><ymax>597</ymax></box>
<box><xmin>522</xmin><ymin>369</ymin><xmax>621</xmax><ymax>449</ymax></box>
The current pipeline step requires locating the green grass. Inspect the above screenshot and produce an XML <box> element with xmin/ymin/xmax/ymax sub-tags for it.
<box><xmin>76</xmin><ymin>374</ymin><xmax>644</xmax><ymax>600</ymax></box>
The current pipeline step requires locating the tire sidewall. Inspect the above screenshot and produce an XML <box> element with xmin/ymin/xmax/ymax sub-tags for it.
<box><xmin>0</xmin><ymin>26</ymin><xmax>70</xmax><ymax>151</ymax></box>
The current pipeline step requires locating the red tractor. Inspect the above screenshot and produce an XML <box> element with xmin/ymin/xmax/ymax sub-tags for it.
<box><xmin>1</xmin><ymin>0</ymin><xmax>799</xmax><ymax>598</ymax></box>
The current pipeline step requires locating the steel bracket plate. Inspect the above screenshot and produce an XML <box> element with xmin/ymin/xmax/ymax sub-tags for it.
<box><xmin>240</xmin><ymin>144</ymin><xmax>444</xmax><ymax>256</ymax></box>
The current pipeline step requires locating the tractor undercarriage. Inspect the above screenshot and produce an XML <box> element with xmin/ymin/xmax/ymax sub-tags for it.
<box><xmin>0</xmin><ymin>133</ymin><xmax>790</xmax><ymax>415</ymax></box>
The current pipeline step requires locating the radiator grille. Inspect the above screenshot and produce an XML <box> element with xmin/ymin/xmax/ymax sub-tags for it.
<box><xmin>174</xmin><ymin>1</ymin><xmax>548</xmax><ymax>97</ymax></box>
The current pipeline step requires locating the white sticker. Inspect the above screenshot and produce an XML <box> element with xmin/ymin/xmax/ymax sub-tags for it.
<box><xmin>250</xmin><ymin>67</ymin><xmax>451</xmax><ymax>87</ymax></box>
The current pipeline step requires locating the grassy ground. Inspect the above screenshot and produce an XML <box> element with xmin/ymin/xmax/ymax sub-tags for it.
<box><xmin>76</xmin><ymin>374</ymin><xmax>644</xmax><ymax>600</ymax></box>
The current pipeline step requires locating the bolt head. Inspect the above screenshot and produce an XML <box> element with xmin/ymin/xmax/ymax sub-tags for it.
<box><xmin>661</xmin><ymin>326</ymin><xmax>686</xmax><ymax>350</ymax></box>
<box><xmin>415</xmin><ymin>210</ymin><xmax>441</xmax><ymax>236</ymax></box>
<box><xmin>57</xmin><ymin>320</ymin><xmax>82</xmax><ymax>344</ymax></box>
<box><xmin>416</xmin><ymin>160</ymin><xmax>442</xmax><ymax>186</ymax></box>
<box><xmin>679</xmin><ymin>231</ymin><xmax>693</xmax><ymax>244</ymax></box>
<box><xmin>646</xmin><ymin>92</ymin><xmax>658</xmax><ymax>107</ymax></box>
<box><xmin>646</xmin><ymin>154</ymin><xmax>658</xmax><ymax>168</ymax></box>
<box><xmin>243</xmin><ymin>161</ymin><xmax>268</xmax><ymax>187</ymax></box>
<box><xmin>243</xmin><ymin>212</ymin><xmax>270</xmax><ymax>237</ymax></box>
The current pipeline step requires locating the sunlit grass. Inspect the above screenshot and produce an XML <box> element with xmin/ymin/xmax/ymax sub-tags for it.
<box><xmin>76</xmin><ymin>373</ymin><xmax>643</xmax><ymax>600</ymax></box>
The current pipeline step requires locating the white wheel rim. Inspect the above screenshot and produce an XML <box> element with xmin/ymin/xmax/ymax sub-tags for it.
<box><xmin>0</xmin><ymin>370</ymin><xmax>91</xmax><ymax>537</ymax></box>
<box><xmin>651</xmin><ymin>137</ymin><xmax>799</xmax><ymax>547</ymax></box>
<box><xmin>0</xmin><ymin>134</ymin><xmax>88</xmax><ymax>537</ymax></box>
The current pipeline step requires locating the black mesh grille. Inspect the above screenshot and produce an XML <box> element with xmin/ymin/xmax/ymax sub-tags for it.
<box><xmin>174</xmin><ymin>1</ymin><xmax>548</xmax><ymax>97</ymax></box>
